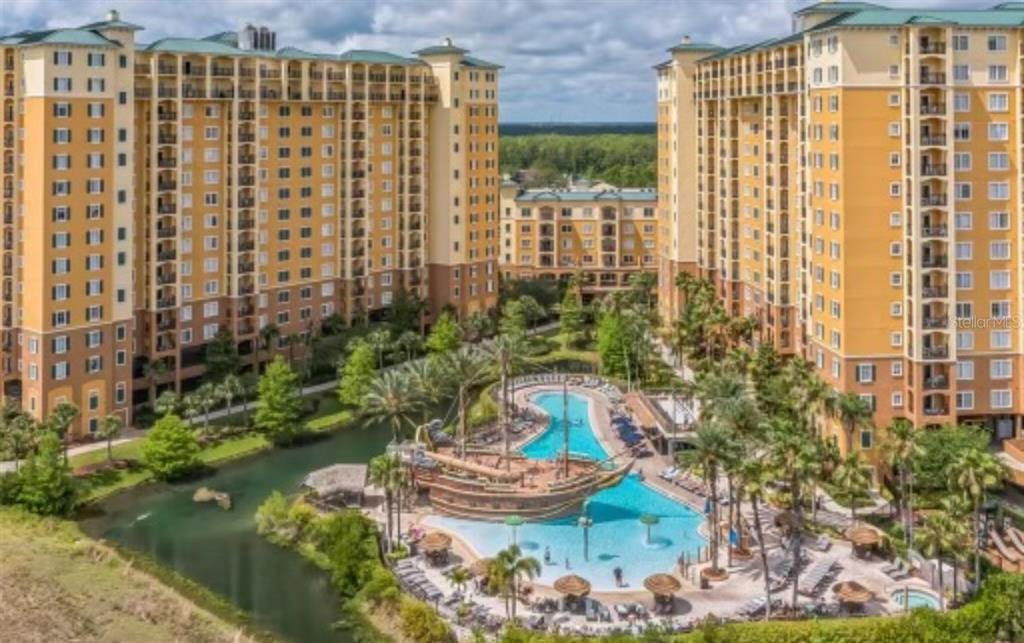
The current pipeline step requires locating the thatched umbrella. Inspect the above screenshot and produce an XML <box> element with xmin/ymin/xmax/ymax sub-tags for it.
<box><xmin>643</xmin><ymin>573</ymin><xmax>682</xmax><ymax>597</ymax></box>
<box><xmin>470</xmin><ymin>557</ymin><xmax>494</xmax><ymax>577</ymax></box>
<box><xmin>832</xmin><ymin>580</ymin><xmax>873</xmax><ymax>604</ymax></box>
<box><xmin>553</xmin><ymin>574</ymin><xmax>592</xmax><ymax>597</ymax></box>
<box><xmin>421</xmin><ymin>531</ymin><xmax>452</xmax><ymax>554</ymax></box>
<box><xmin>845</xmin><ymin>526</ymin><xmax>881</xmax><ymax>547</ymax></box>
<box><xmin>504</xmin><ymin>514</ymin><xmax>526</xmax><ymax>546</ymax></box>
<box><xmin>640</xmin><ymin>513</ymin><xmax>660</xmax><ymax>545</ymax></box>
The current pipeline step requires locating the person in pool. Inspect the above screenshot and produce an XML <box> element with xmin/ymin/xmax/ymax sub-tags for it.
<box><xmin>544</xmin><ymin>546</ymin><xmax>551</xmax><ymax>565</ymax></box>
<box><xmin>613</xmin><ymin>567</ymin><xmax>623</xmax><ymax>587</ymax></box>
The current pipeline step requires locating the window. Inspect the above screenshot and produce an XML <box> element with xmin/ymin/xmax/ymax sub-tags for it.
<box><xmin>952</xmin><ymin>34</ymin><xmax>968</xmax><ymax>51</ymax></box>
<box><xmin>988</xmin><ymin>93</ymin><xmax>1009</xmax><ymax>112</ymax></box>
<box><xmin>990</xmin><ymin>241</ymin><xmax>1010</xmax><ymax>260</ymax></box>
<box><xmin>991</xmin><ymin>390</ymin><xmax>1012</xmax><ymax>409</ymax></box>
<box><xmin>856</xmin><ymin>364</ymin><xmax>876</xmax><ymax>383</ymax></box>
<box><xmin>955</xmin><ymin>212</ymin><xmax>973</xmax><ymax>230</ymax></box>
<box><xmin>990</xmin><ymin>270</ymin><xmax>1010</xmax><ymax>290</ymax></box>
<box><xmin>953</xmin><ymin>123</ymin><xmax>971</xmax><ymax>141</ymax></box>
<box><xmin>953</xmin><ymin>64</ymin><xmax>969</xmax><ymax>81</ymax></box>
<box><xmin>988</xmin><ymin>123</ymin><xmax>1009</xmax><ymax>141</ymax></box>
<box><xmin>988</xmin><ymin>182</ymin><xmax>1009</xmax><ymax>200</ymax></box>
<box><xmin>992</xmin><ymin>360</ymin><xmax>1013</xmax><ymax>380</ymax></box>
<box><xmin>991</xmin><ymin>330</ymin><xmax>1012</xmax><ymax>350</ymax></box>
<box><xmin>987</xmin><ymin>35</ymin><xmax>1007</xmax><ymax>51</ymax></box>
<box><xmin>53</xmin><ymin>50</ymin><xmax>72</xmax><ymax>65</ymax></box>
<box><xmin>953</xmin><ymin>93</ymin><xmax>970</xmax><ymax>112</ymax></box>
<box><xmin>990</xmin><ymin>211</ymin><xmax>1010</xmax><ymax>230</ymax></box>
<box><xmin>956</xmin><ymin>391</ymin><xmax>974</xmax><ymax>410</ymax></box>
<box><xmin>954</xmin><ymin>152</ymin><xmax>971</xmax><ymax>171</ymax></box>
<box><xmin>989</xmin><ymin>152</ymin><xmax>1009</xmax><ymax>170</ymax></box>
<box><xmin>956</xmin><ymin>361</ymin><xmax>974</xmax><ymax>380</ymax></box>
<box><xmin>988</xmin><ymin>65</ymin><xmax>1008</xmax><ymax>82</ymax></box>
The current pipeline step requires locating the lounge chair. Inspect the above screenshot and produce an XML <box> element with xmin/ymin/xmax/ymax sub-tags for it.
<box><xmin>812</xmin><ymin>535</ymin><xmax>832</xmax><ymax>552</ymax></box>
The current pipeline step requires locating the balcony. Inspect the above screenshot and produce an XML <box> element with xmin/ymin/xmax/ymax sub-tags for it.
<box><xmin>157</xmin><ymin>180</ymin><xmax>177</xmax><ymax>191</ymax></box>
<box><xmin>157</xmin><ymin>272</ymin><xmax>176</xmax><ymax>285</ymax></box>
<box><xmin>922</xmin><ymin>286</ymin><xmax>949</xmax><ymax>298</ymax></box>
<box><xmin>157</xmin><ymin>111</ymin><xmax>178</xmax><ymax>121</ymax></box>
<box><xmin>156</xmin><ymin>203</ymin><xmax>177</xmax><ymax>215</ymax></box>
<box><xmin>923</xmin><ymin>406</ymin><xmax>948</xmax><ymax>416</ymax></box>
<box><xmin>922</xmin><ymin>316</ymin><xmax>948</xmax><ymax>329</ymax></box>
<box><xmin>157</xmin><ymin>250</ymin><xmax>177</xmax><ymax>261</ymax></box>
<box><xmin>923</xmin><ymin>346</ymin><xmax>949</xmax><ymax>359</ymax></box>
<box><xmin>921</xmin><ymin>72</ymin><xmax>946</xmax><ymax>84</ymax></box>
<box><xmin>924</xmin><ymin>375</ymin><xmax>949</xmax><ymax>390</ymax></box>
<box><xmin>157</xmin><ymin>157</ymin><xmax>177</xmax><ymax>169</ymax></box>
<box><xmin>920</xmin><ymin>104</ymin><xmax>946</xmax><ymax>116</ymax></box>
<box><xmin>158</xmin><ymin>133</ymin><xmax>177</xmax><ymax>145</ymax></box>
<box><xmin>157</xmin><ymin>226</ymin><xmax>177</xmax><ymax>238</ymax></box>
<box><xmin>157</xmin><ymin>297</ymin><xmax>177</xmax><ymax>309</ymax></box>
<box><xmin>921</xmin><ymin>194</ymin><xmax>948</xmax><ymax>207</ymax></box>
<box><xmin>920</xmin><ymin>164</ymin><xmax>946</xmax><ymax>176</ymax></box>
<box><xmin>920</xmin><ymin>42</ymin><xmax>946</xmax><ymax>55</ymax></box>
<box><xmin>921</xmin><ymin>255</ymin><xmax>948</xmax><ymax>268</ymax></box>
<box><xmin>921</xmin><ymin>225</ymin><xmax>948</xmax><ymax>238</ymax></box>
<box><xmin>921</xmin><ymin>135</ymin><xmax>947</xmax><ymax>146</ymax></box>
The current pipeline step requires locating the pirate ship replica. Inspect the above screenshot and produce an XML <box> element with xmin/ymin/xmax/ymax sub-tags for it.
<box><xmin>402</xmin><ymin>380</ymin><xmax>633</xmax><ymax>521</ymax></box>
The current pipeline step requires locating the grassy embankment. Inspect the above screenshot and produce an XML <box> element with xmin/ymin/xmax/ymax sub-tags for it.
<box><xmin>0</xmin><ymin>506</ymin><xmax>270</xmax><ymax>643</ymax></box>
<box><xmin>74</xmin><ymin>392</ymin><xmax>353</xmax><ymax>502</ymax></box>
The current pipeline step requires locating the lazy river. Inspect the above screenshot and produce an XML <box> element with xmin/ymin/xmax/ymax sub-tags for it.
<box><xmin>425</xmin><ymin>391</ymin><xmax>705</xmax><ymax>591</ymax></box>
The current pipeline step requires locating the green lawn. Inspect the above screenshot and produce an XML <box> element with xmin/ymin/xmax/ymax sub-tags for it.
<box><xmin>75</xmin><ymin>391</ymin><xmax>355</xmax><ymax>503</ymax></box>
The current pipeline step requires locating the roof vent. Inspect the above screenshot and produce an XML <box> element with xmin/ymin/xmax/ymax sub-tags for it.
<box><xmin>681</xmin><ymin>35</ymin><xmax>692</xmax><ymax>45</ymax></box>
<box><xmin>107</xmin><ymin>9</ymin><xmax>120</xmax><ymax>21</ymax></box>
<box><xmin>443</xmin><ymin>37</ymin><xmax>454</xmax><ymax>47</ymax></box>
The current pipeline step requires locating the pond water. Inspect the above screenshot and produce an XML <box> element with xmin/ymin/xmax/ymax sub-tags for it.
<box><xmin>81</xmin><ymin>424</ymin><xmax>391</xmax><ymax>643</ymax></box>
<box><xmin>426</xmin><ymin>391</ymin><xmax>706</xmax><ymax>591</ymax></box>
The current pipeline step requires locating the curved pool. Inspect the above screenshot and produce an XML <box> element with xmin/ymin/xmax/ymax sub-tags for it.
<box><xmin>425</xmin><ymin>391</ymin><xmax>705</xmax><ymax>591</ymax></box>
<box><xmin>891</xmin><ymin>588</ymin><xmax>941</xmax><ymax>610</ymax></box>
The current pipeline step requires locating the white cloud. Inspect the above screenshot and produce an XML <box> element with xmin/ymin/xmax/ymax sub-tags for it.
<box><xmin>0</xmin><ymin>0</ymin><xmax>998</xmax><ymax>121</ymax></box>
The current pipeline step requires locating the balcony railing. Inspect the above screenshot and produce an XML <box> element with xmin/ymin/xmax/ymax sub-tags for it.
<box><xmin>921</xmin><ymin>194</ymin><xmax>948</xmax><ymax>207</ymax></box>
<box><xmin>923</xmin><ymin>346</ymin><xmax>950</xmax><ymax>359</ymax></box>
<box><xmin>922</xmin><ymin>286</ymin><xmax>949</xmax><ymax>298</ymax></box>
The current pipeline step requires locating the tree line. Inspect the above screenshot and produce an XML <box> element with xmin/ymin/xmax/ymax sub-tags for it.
<box><xmin>500</xmin><ymin>133</ymin><xmax>656</xmax><ymax>188</ymax></box>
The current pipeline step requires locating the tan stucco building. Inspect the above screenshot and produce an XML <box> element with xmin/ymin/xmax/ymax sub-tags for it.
<box><xmin>656</xmin><ymin>1</ymin><xmax>1024</xmax><ymax>455</ymax></box>
<box><xmin>1</xmin><ymin>11</ymin><xmax>500</xmax><ymax>435</ymax></box>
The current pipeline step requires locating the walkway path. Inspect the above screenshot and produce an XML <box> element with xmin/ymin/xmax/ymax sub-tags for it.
<box><xmin>1</xmin><ymin>322</ymin><xmax>562</xmax><ymax>474</ymax></box>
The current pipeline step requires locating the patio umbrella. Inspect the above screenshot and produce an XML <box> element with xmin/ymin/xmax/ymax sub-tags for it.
<box><xmin>845</xmin><ymin>526</ymin><xmax>882</xmax><ymax>554</ymax></box>
<box><xmin>470</xmin><ymin>557</ymin><xmax>494</xmax><ymax>577</ymax></box>
<box><xmin>640</xmin><ymin>513</ymin><xmax>660</xmax><ymax>545</ymax></box>
<box><xmin>553</xmin><ymin>574</ymin><xmax>592</xmax><ymax>597</ymax></box>
<box><xmin>643</xmin><ymin>573</ymin><xmax>682</xmax><ymax>597</ymax></box>
<box><xmin>832</xmin><ymin>580</ymin><xmax>873</xmax><ymax>604</ymax></box>
<box><xmin>420</xmin><ymin>531</ymin><xmax>452</xmax><ymax>553</ymax></box>
<box><xmin>504</xmin><ymin>514</ymin><xmax>526</xmax><ymax>546</ymax></box>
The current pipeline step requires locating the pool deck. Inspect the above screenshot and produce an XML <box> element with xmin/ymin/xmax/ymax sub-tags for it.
<box><xmin>395</xmin><ymin>383</ymin><xmax>938</xmax><ymax>634</ymax></box>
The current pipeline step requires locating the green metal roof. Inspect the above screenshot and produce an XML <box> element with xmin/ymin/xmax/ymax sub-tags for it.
<box><xmin>516</xmin><ymin>189</ymin><xmax>657</xmax><ymax>203</ymax></box>
<box><xmin>78</xmin><ymin>18</ymin><xmax>144</xmax><ymax>31</ymax></box>
<box><xmin>338</xmin><ymin>50</ymin><xmax>423</xmax><ymax>65</ymax></box>
<box><xmin>834</xmin><ymin>8</ymin><xmax>1024</xmax><ymax>26</ymax></box>
<box><xmin>1</xmin><ymin>28</ymin><xmax>120</xmax><ymax>48</ymax></box>
<box><xmin>144</xmin><ymin>37</ymin><xmax>244</xmax><ymax>55</ymax></box>
<box><xmin>794</xmin><ymin>2</ymin><xmax>883</xmax><ymax>16</ymax></box>
<box><xmin>992</xmin><ymin>2</ymin><xmax>1024</xmax><ymax>9</ymax></box>
<box><xmin>668</xmin><ymin>41</ymin><xmax>722</xmax><ymax>53</ymax></box>
<box><xmin>462</xmin><ymin>55</ymin><xmax>502</xmax><ymax>70</ymax></box>
<box><xmin>414</xmin><ymin>43</ymin><xmax>469</xmax><ymax>56</ymax></box>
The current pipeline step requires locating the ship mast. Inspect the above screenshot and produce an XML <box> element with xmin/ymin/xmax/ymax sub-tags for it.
<box><xmin>562</xmin><ymin>375</ymin><xmax>570</xmax><ymax>477</ymax></box>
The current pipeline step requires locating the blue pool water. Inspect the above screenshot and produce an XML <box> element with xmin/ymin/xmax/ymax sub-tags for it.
<box><xmin>426</xmin><ymin>391</ymin><xmax>705</xmax><ymax>591</ymax></box>
<box><xmin>891</xmin><ymin>589</ymin><xmax>941</xmax><ymax>610</ymax></box>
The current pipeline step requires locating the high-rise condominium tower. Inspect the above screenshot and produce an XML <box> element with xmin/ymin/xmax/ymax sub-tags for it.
<box><xmin>656</xmin><ymin>1</ymin><xmax>1024</xmax><ymax>456</ymax></box>
<box><xmin>0</xmin><ymin>11</ymin><xmax>500</xmax><ymax>435</ymax></box>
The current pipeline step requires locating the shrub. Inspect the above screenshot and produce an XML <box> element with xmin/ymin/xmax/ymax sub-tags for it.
<box><xmin>140</xmin><ymin>414</ymin><xmax>200</xmax><ymax>481</ymax></box>
<box><xmin>14</xmin><ymin>432</ymin><xmax>76</xmax><ymax>516</ymax></box>
<box><xmin>399</xmin><ymin>598</ymin><xmax>454</xmax><ymax>643</ymax></box>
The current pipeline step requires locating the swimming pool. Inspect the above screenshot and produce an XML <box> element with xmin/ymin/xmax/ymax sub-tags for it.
<box><xmin>425</xmin><ymin>391</ymin><xmax>705</xmax><ymax>591</ymax></box>
<box><xmin>890</xmin><ymin>588</ymin><xmax>941</xmax><ymax>610</ymax></box>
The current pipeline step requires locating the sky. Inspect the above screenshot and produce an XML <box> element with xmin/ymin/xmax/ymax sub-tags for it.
<box><xmin>0</xmin><ymin>0</ymin><xmax>1004</xmax><ymax>122</ymax></box>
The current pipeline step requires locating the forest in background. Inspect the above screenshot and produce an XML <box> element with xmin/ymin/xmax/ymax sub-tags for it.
<box><xmin>499</xmin><ymin>124</ymin><xmax>657</xmax><ymax>188</ymax></box>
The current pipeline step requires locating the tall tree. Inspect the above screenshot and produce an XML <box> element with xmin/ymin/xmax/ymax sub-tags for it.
<box><xmin>369</xmin><ymin>453</ymin><xmax>403</xmax><ymax>551</ymax></box>
<box><xmin>258</xmin><ymin>323</ymin><xmax>281</xmax><ymax>373</ymax></box>
<box><xmin>406</xmin><ymin>359</ymin><xmax>451</xmax><ymax>428</ymax></box>
<box><xmin>362</xmin><ymin>369</ymin><xmax>419</xmax><ymax>442</ymax></box>
<box><xmin>97</xmin><ymin>413</ymin><xmax>124</xmax><ymax>464</ymax></box>
<box><xmin>559</xmin><ymin>276</ymin><xmax>586</xmax><ymax>348</ymax></box>
<box><xmin>15</xmin><ymin>432</ymin><xmax>76</xmax><ymax>516</ymax></box>
<box><xmin>489</xmin><ymin>544</ymin><xmax>541</xmax><ymax>620</ymax></box>
<box><xmin>338</xmin><ymin>341</ymin><xmax>376</xmax><ymax>407</ymax></box>
<box><xmin>425</xmin><ymin>311</ymin><xmax>461</xmax><ymax>354</ymax></box>
<box><xmin>463</xmin><ymin>311</ymin><xmax>494</xmax><ymax>343</ymax></box>
<box><xmin>46</xmin><ymin>402</ymin><xmax>78</xmax><ymax>464</ymax></box>
<box><xmin>885</xmin><ymin>418</ymin><xmax>922</xmax><ymax>548</ymax></box>
<box><xmin>487</xmin><ymin>333</ymin><xmax>527</xmax><ymax>468</ymax></box>
<box><xmin>254</xmin><ymin>357</ymin><xmax>305</xmax><ymax>446</ymax></box>
<box><xmin>219</xmin><ymin>374</ymin><xmax>245</xmax><ymax>425</ymax></box>
<box><xmin>141</xmin><ymin>414</ymin><xmax>200</xmax><ymax>481</ymax></box>
<box><xmin>738</xmin><ymin>457</ymin><xmax>774</xmax><ymax>620</ymax></box>
<box><xmin>441</xmin><ymin>346</ymin><xmax>491</xmax><ymax>458</ymax></box>
<box><xmin>948</xmin><ymin>445</ymin><xmax>1006</xmax><ymax>589</ymax></box>
<box><xmin>366</xmin><ymin>328</ymin><xmax>392</xmax><ymax>370</ymax></box>
<box><xmin>916</xmin><ymin>513</ymin><xmax>951</xmax><ymax>610</ymax></box>
<box><xmin>678</xmin><ymin>420</ymin><xmax>734</xmax><ymax>576</ymax></box>
<box><xmin>143</xmin><ymin>358</ymin><xmax>168</xmax><ymax>411</ymax></box>
<box><xmin>204</xmin><ymin>327</ymin><xmax>241</xmax><ymax>382</ymax></box>
<box><xmin>832</xmin><ymin>453</ymin><xmax>872</xmax><ymax>523</ymax></box>
<box><xmin>832</xmin><ymin>391</ymin><xmax>873</xmax><ymax>455</ymax></box>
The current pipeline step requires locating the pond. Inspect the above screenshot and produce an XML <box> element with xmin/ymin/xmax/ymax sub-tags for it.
<box><xmin>81</xmin><ymin>424</ymin><xmax>392</xmax><ymax>643</ymax></box>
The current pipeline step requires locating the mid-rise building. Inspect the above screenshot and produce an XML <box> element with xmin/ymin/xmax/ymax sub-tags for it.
<box><xmin>499</xmin><ymin>182</ymin><xmax>658</xmax><ymax>296</ymax></box>
<box><xmin>657</xmin><ymin>1</ymin><xmax>1024</xmax><ymax>456</ymax></box>
<box><xmin>0</xmin><ymin>11</ymin><xmax>500</xmax><ymax>435</ymax></box>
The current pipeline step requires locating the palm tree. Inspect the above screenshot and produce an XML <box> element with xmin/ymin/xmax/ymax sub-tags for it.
<box><xmin>219</xmin><ymin>374</ymin><xmax>244</xmax><ymax>424</ymax></box>
<box><xmin>678</xmin><ymin>420</ymin><xmax>734</xmax><ymax>576</ymax></box>
<box><xmin>194</xmin><ymin>382</ymin><xmax>220</xmax><ymax>432</ymax></box>
<box><xmin>767</xmin><ymin>417</ymin><xmax>822</xmax><ymax>609</ymax></box>
<box><xmin>449</xmin><ymin>566</ymin><xmax>471</xmax><ymax>595</ymax></box>
<box><xmin>948</xmin><ymin>446</ymin><xmax>1006</xmax><ymax>589</ymax></box>
<box><xmin>143</xmin><ymin>358</ymin><xmax>168</xmax><ymax>411</ymax></box>
<box><xmin>362</xmin><ymin>369</ymin><xmax>419</xmax><ymax>442</ymax></box>
<box><xmin>97</xmin><ymin>413</ymin><xmax>124</xmax><ymax>464</ymax></box>
<box><xmin>738</xmin><ymin>457</ymin><xmax>774</xmax><ymax>619</ymax></box>
<box><xmin>394</xmin><ymin>330</ymin><xmax>422</xmax><ymax>362</ymax></box>
<box><xmin>917</xmin><ymin>513</ymin><xmax>950</xmax><ymax>610</ymax></box>
<box><xmin>940</xmin><ymin>494</ymin><xmax>971</xmax><ymax>604</ymax></box>
<box><xmin>489</xmin><ymin>544</ymin><xmax>540</xmax><ymax>621</ymax></box>
<box><xmin>47</xmin><ymin>401</ymin><xmax>78</xmax><ymax>463</ymax></box>
<box><xmin>406</xmin><ymin>359</ymin><xmax>450</xmax><ymax>428</ymax></box>
<box><xmin>369</xmin><ymin>454</ymin><xmax>402</xmax><ymax>551</ymax></box>
<box><xmin>487</xmin><ymin>333</ymin><xmax>527</xmax><ymax>469</ymax></box>
<box><xmin>832</xmin><ymin>454</ymin><xmax>872</xmax><ymax>523</ymax></box>
<box><xmin>366</xmin><ymin>328</ymin><xmax>392</xmax><ymax>370</ymax></box>
<box><xmin>885</xmin><ymin>418</ymin><xmax>922</xmax><ymax>548</ymax></box>
<box><xmin>832</xmin><ymin>391</ymin><xmax>873</xmax><ymax>456</ymax></box>
<box><xmin>441</xmin><ymin>346</ymin><xmax>491</xmax><ymax>458</ymax></box>
<box><xmin>258</xmin><ymin>323</ymin><xmax>280</xmax><ymax>373</ymax></box>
